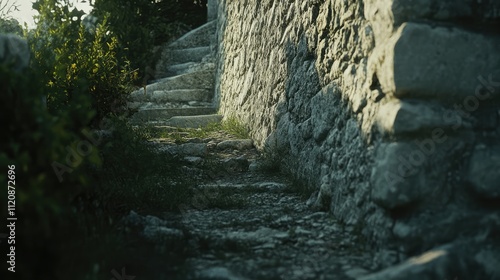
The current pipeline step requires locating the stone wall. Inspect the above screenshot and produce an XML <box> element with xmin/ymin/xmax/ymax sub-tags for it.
<box><xmin>215</xmin><ymin>0</ymin><xmax>500</xmax><ymax>273</ymax></box>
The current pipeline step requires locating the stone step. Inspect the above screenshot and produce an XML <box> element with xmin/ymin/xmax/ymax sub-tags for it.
<box><xmin>130</xmin><ymin>107</ymin><xmax>217</xmax><ymax>123</ymax></box>
<box><xmin>130</xmin><ymin>89</ymin><xmax>212</xmax><ymax>103</ymax></box>
<box><xmin>164</xmin><ymin>62</ymin><xmax>216</xmax><ymax>78</ymax></box>
<box><xmin>168</xmin><ymin>20</ymin><xmax>216</xmax><ymax>49</ymax></box>
<box><xmin>140</xmin><ymin>114</ymin><xmax>223</xmax><ymax>129</ymax></box>
<box><xmin>128</xmin><ymin>101</ymin><xmax>213</xmax><ymax>110</ymax></box>
<box><xmin>168</xmin><ymin>46</ymin><xmax>211</xmax><ymax>64</ymax></box>
<box><xmin>130</xmin><ymin>70</ymin><xmax>214</xmax><ymax>97</ymax></box>
<box><xmin>163</xmin><ymin>114</ymin><xmax>223</xmax><ymax>128</ymax></box>
<box><xmin>164</xmin><ymin>62</ymin><xmax>198</xmax><ymax>77</ymax></box>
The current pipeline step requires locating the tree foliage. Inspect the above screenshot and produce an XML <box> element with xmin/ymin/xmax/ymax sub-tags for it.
<box><xmin>30</xmin><ymin>0</ymin><xmax>137</xmax><ymax>123</ymax></box>
<box><xmin>91</xmin><ymin>0</ymin><xmax>207</xmax><ymax>84</ymax></box>
<box><xmin>0</xmin><ymin>1</ymin><xmax>205</xmax><ymax>278</ymax></box>
<box><xmin>0</xmin><ymin>55</ymin><xmax>98</xmax><ymax>280</ymax></box>
<box><xmin>0</xmin><ymin>17</ymin><xmax>22</xmax><ymax>35</ymax></box>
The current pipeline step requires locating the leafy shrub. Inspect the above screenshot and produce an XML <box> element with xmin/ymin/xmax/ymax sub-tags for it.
<box><xmin>0</xmin><ymin>55</ymin><xmax>97</xmax><ymax>280</ymax></box>
<box><xmin>0</xmin><ymin>56</ymin><xmax>193</xmax><ymax>280</ymax></box>
<box><xmin>30</xmin><ymin>0</ymin><xmax>137</xmax><ymax>123</ymax></box>
<box><xmin>1</xmin><ymin>1</ymin><xmax>203</xmax><ymax>278</ymax></box>
<box><xmin>0</xmin><ymin>17</ymin><xmax>22</xmax><ymax>35</ymax></box>
<box><xmin>91</xmin><ymin>0</ymin><xmax>207</xmax><ymax>84</ymax></box>
<box><xmin>85</xmin><ymin>120</ymin><xmax>193</xmax><ymax>216</ymax></box>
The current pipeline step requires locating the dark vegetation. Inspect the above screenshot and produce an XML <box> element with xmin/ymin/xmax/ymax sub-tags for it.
<box><xmin>0</xmin><ymin>0</ymin><xmax>206</xmax><ymax>278</ymax></box>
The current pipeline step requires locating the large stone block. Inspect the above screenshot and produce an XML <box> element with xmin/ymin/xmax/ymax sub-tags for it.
<box><xmin>360</xmin><ymin>240</ymin><xmax>500</xmax><ymax>280</ymax></box>
<box><xmin>376</xmin><ymin>99</ymin><xmax>465</xmax><ymax>135</ymax></box>
<box><xmin>370</xmin><ymin>22</ymin><xmax>500</xmax><ymax>101</ymax></box>
<box><xmin>164</xmin><ymin>114</ymin><xmax>222</xmax><ymax>128</ymax></box>
<box><xmin>130</xmin><ymin>107</ymin><xmax>217</xmax><ymax>123</ymax></box>
<box><xmin>0</xmin><ymin>34</ymin><xmax>30</xmax><ymax>71</ymax></box>
<box><xmin>466</xmin><ymin>143</ymin><xmax>500</xmax><ymax>199</ymax></box>
<box><xmin>365</xmin><ymin>0</ymin><xmax>500</xmax><ymax>38</ymax></box>
<box><xmin>168</xmin><ymin>46</ymin><xmax>211</xmax><ymax>65</ymax></box>
<box><xmin>150</xmin><ymin>89</ymin><xmax>212</xmax><ymax>103</ymax></box>
<box><xmin>130</xmin><ymin>70</ymin><xmax>215</xmax><ymax>98</ymax></box>
<box><xmin>168</xmin><ymin>20</ymin><xmax>217</xmax><ymax>49</ymax></box>
<box><xmin>371</xmin><ymin>142</ymin><xmax>426</xmax><ymax>209</ymax></box>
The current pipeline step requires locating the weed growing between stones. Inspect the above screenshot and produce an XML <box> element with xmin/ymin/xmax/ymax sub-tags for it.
<box><xmin>59</xmin><ymin>119</ymin><xmax>199</xmax><ymax>279</ymax></box>
<box><xmin>220</xmin><ymin>116</ymin><xmax>250</xmax><ymax>139</ymax></box>
<box><xmin>84</xmin><ymin>119</ymin><xmax>194</xmax><ymax>215</ymax></box>
<box><xmin>152</xmin><ymin>117</ymin><xmax>250</xmax><ymax>142</ymax></box>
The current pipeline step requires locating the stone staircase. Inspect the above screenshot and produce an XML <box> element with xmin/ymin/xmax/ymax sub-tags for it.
<box><xmin>128</xmin><ymin>20</ymin><xmax>221</xmax><ymax>128</ymax></box>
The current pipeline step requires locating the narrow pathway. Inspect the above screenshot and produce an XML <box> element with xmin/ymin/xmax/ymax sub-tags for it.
<box><xmin>119</xmin><ymin>129</ymin><xmax>375</xmax><ymax>279</ymax></box>
<box><xmin>123</xmin><ymin>20</ymin><xmax>376</xmax><ymax>279</ymax></box>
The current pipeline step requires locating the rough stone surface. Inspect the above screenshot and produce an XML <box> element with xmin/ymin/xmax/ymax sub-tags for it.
<box><xmin>120</xmin><ymin>129</ymin><xmax>376</xmax><ymax>279</ymax></box>
<box><xmin>359</xmin><ymin>240</ymin><xmax>500</xmax><ymax>280</ymax></box>
<box><xmin>376</xmin><ymin>100</ymin><xmax>467</xmax><ymax>135</ymax></box>
<box><xmin>154</xmin><ymin>20</ymin><xmax>217</xmax><ymax>80</ymax></box>
<box><xmin>166</xmin><ymin>61</ymin><xmax>216</xmax><ymax>77</ymax></box>
<box><xmin>168</xmin><ymin>46</ymin><xmax>212</xmax><ymax>65</ymax></box>
<box><xmin>130</xmin><ymin>107</ymin><xmax>217</xmax><ymax>123</ymax></box>
<box><xmin>216</xmin><ymin>139</ymin><xmax>253</xmax><ymax>150</ymax></box>
<box><xmin>160</xmin><ymin>143</ymin><xmax>208</xmax><ymax>157</ymax></box>
<box><xmin>151</xmin><ymin>89</ymin><xmax>211</xmax><ymax>103</ymax></box>
<box><xmin>214</xmin><ymin>0</ymin><xmax>500</xmax><ymax>276</ymax></box>
<box><xmin>168</xmin><ymin>20</ymin><xmax>217</xmax><ymax>49</ymax></box>
<box><xmin>371</xmin><ymin>22</ymin><xmax>500</xmax><ymax>100</ymax></box>
<box><xmin>105</xmin><ymin>119</ymin><xmax>380</xmax><ymax>276</ymax></box>
<box><xmin>207</xmin><ymin>0</ymin><xmax>218</xmax><ymax>22</ymax></box>
<box><xmin>365</xmin><ymin>0</ymin><xmax>500</xmax><ymax>32</ymax></box>
<box><xmin>466</xmin><ymin>143</ymin><xmax>500</xmax><ymax>199</ymax></box>
<box><xmin>164</xmin><ymin>114</ymin><xmax>223</xmax><ymax>128</ymax></box>
<box><xmin>131</xmin><ymin>70</ymin><xmax>215</xmax><ymax>97</ymax></box>
<box><xmin>131</xmin><ymin>89</ymin><xmax>212</xmax><ymax>103</ymax></box>
<box><xmin>124</xmin><ymin>1</ymin><xmax>500</xmax><ymax>277</ymax></box>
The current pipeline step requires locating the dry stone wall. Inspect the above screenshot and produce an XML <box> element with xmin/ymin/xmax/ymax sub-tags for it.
<box><xmin>214</xmin><ymin>0</ymin><xmax>500</xmax><ymax>274</ymax></box>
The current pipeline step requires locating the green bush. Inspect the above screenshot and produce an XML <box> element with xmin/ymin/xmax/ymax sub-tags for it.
<box><xmin>86</xmin><ymin>120</ymin><xmax>193</xmax><ymax>216</ymax></box>
<box><xmin>0</xmin><ymin>17</ymin><xmax>22</xmax><ymax>35</ymax></box>
<box><xmin>0</xmin><ymin>56</ymin><xmax>193</xmax><ymax>280</ymax></box>
<box><xmin>31</xmin><ymin>0</ymin><xmax>137</xmax><ymax>123</ymax></box>
<box><xmin>91</xmin><ymin>0</ymin><xmax>207</xmax><ymax>84</ymax></box>
<box><xmin>0</xmin><ymin>58</ymin><xmax>97</xmax><ymax>280</ymax></box>
<box><xmin>0</xmin><ymin>1</ymin><xmax>203</xmax><ymax>278</ymax></box>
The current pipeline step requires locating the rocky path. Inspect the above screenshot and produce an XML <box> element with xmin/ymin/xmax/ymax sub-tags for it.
<box><xmin>119</xmin><ymin>129</ymin><xmax>376</xmax><ymax>279</ymax></box>
<box><xmin>123</xmin><ymin>19</ymin><xmax>375</xmax><ymax>279</ymax></box>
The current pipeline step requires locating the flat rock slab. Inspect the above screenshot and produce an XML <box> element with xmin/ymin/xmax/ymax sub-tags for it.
<box><xmin>196</xmin><ymin>267</ymin><xmax>248</xmax><ymax>280</ymax></box>
<box><xmin>216</xmin><ymin>139</ymin><xmax>254</xmax><ymax>150</ymax></box>
<box><xmin>169</xmin><ymin>46</ymin><xmax>211</xmax><ymax>65</ymax></box>
<box><xmin>162</xmin><ymin>61</ymin><xmax>216</xmax><ymax>78</ymax></box>
<box><xmin>359</xmin><ymin>241</ymin><xmax>500</xmax><ymax>280</ymax></box>
<box><xmin>160</xmin><ymin>143</ymin><xmax>208</xmax><ymax>157</ymax></box>
<box><xmin>151</xmin><ymin>89</ymin><xmax>212</xmax><ymax>103</ymax></box>
<box><xmin>164</xmin><ymin>114</ymin><xmax>223</xmax><ymax>128</ymax></box>
<box><xmin>178</xmin><ymin>172</ymin><xmax>374</xmax><ymax>280</ymax></box>
<box><xmin>130</xmin><ymin>70</ymin><xmax>215</xmax><ymax>96</ymax></box>
<box><xmin>168</xmin><ymin>20</ymin><xmax>217</xmax><ymax>49</ymax></box>
<box><xmin>130</xmin><ymin>108</ymin><xmax>217</xmax><ymax>123</ymax></box>
<box><xmin>371</xmin><ymin>22</ymin><xmax>500</xmax><ymax>101</ymax></box>
<box><xmin>118</xmin><ymin>126</ymin><xmax>375</xmax><ymax>279</ymax></box>
<box><xmin>131</xmin><ymin>89</ymin><xmax>212</xmax><ymax>103</ymax></box>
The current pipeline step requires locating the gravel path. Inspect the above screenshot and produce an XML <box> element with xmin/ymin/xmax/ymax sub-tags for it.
<box><xmin>119</xmin><ymin>130</ymin><xmax>376</xmax><ymax>279</ymax></box>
